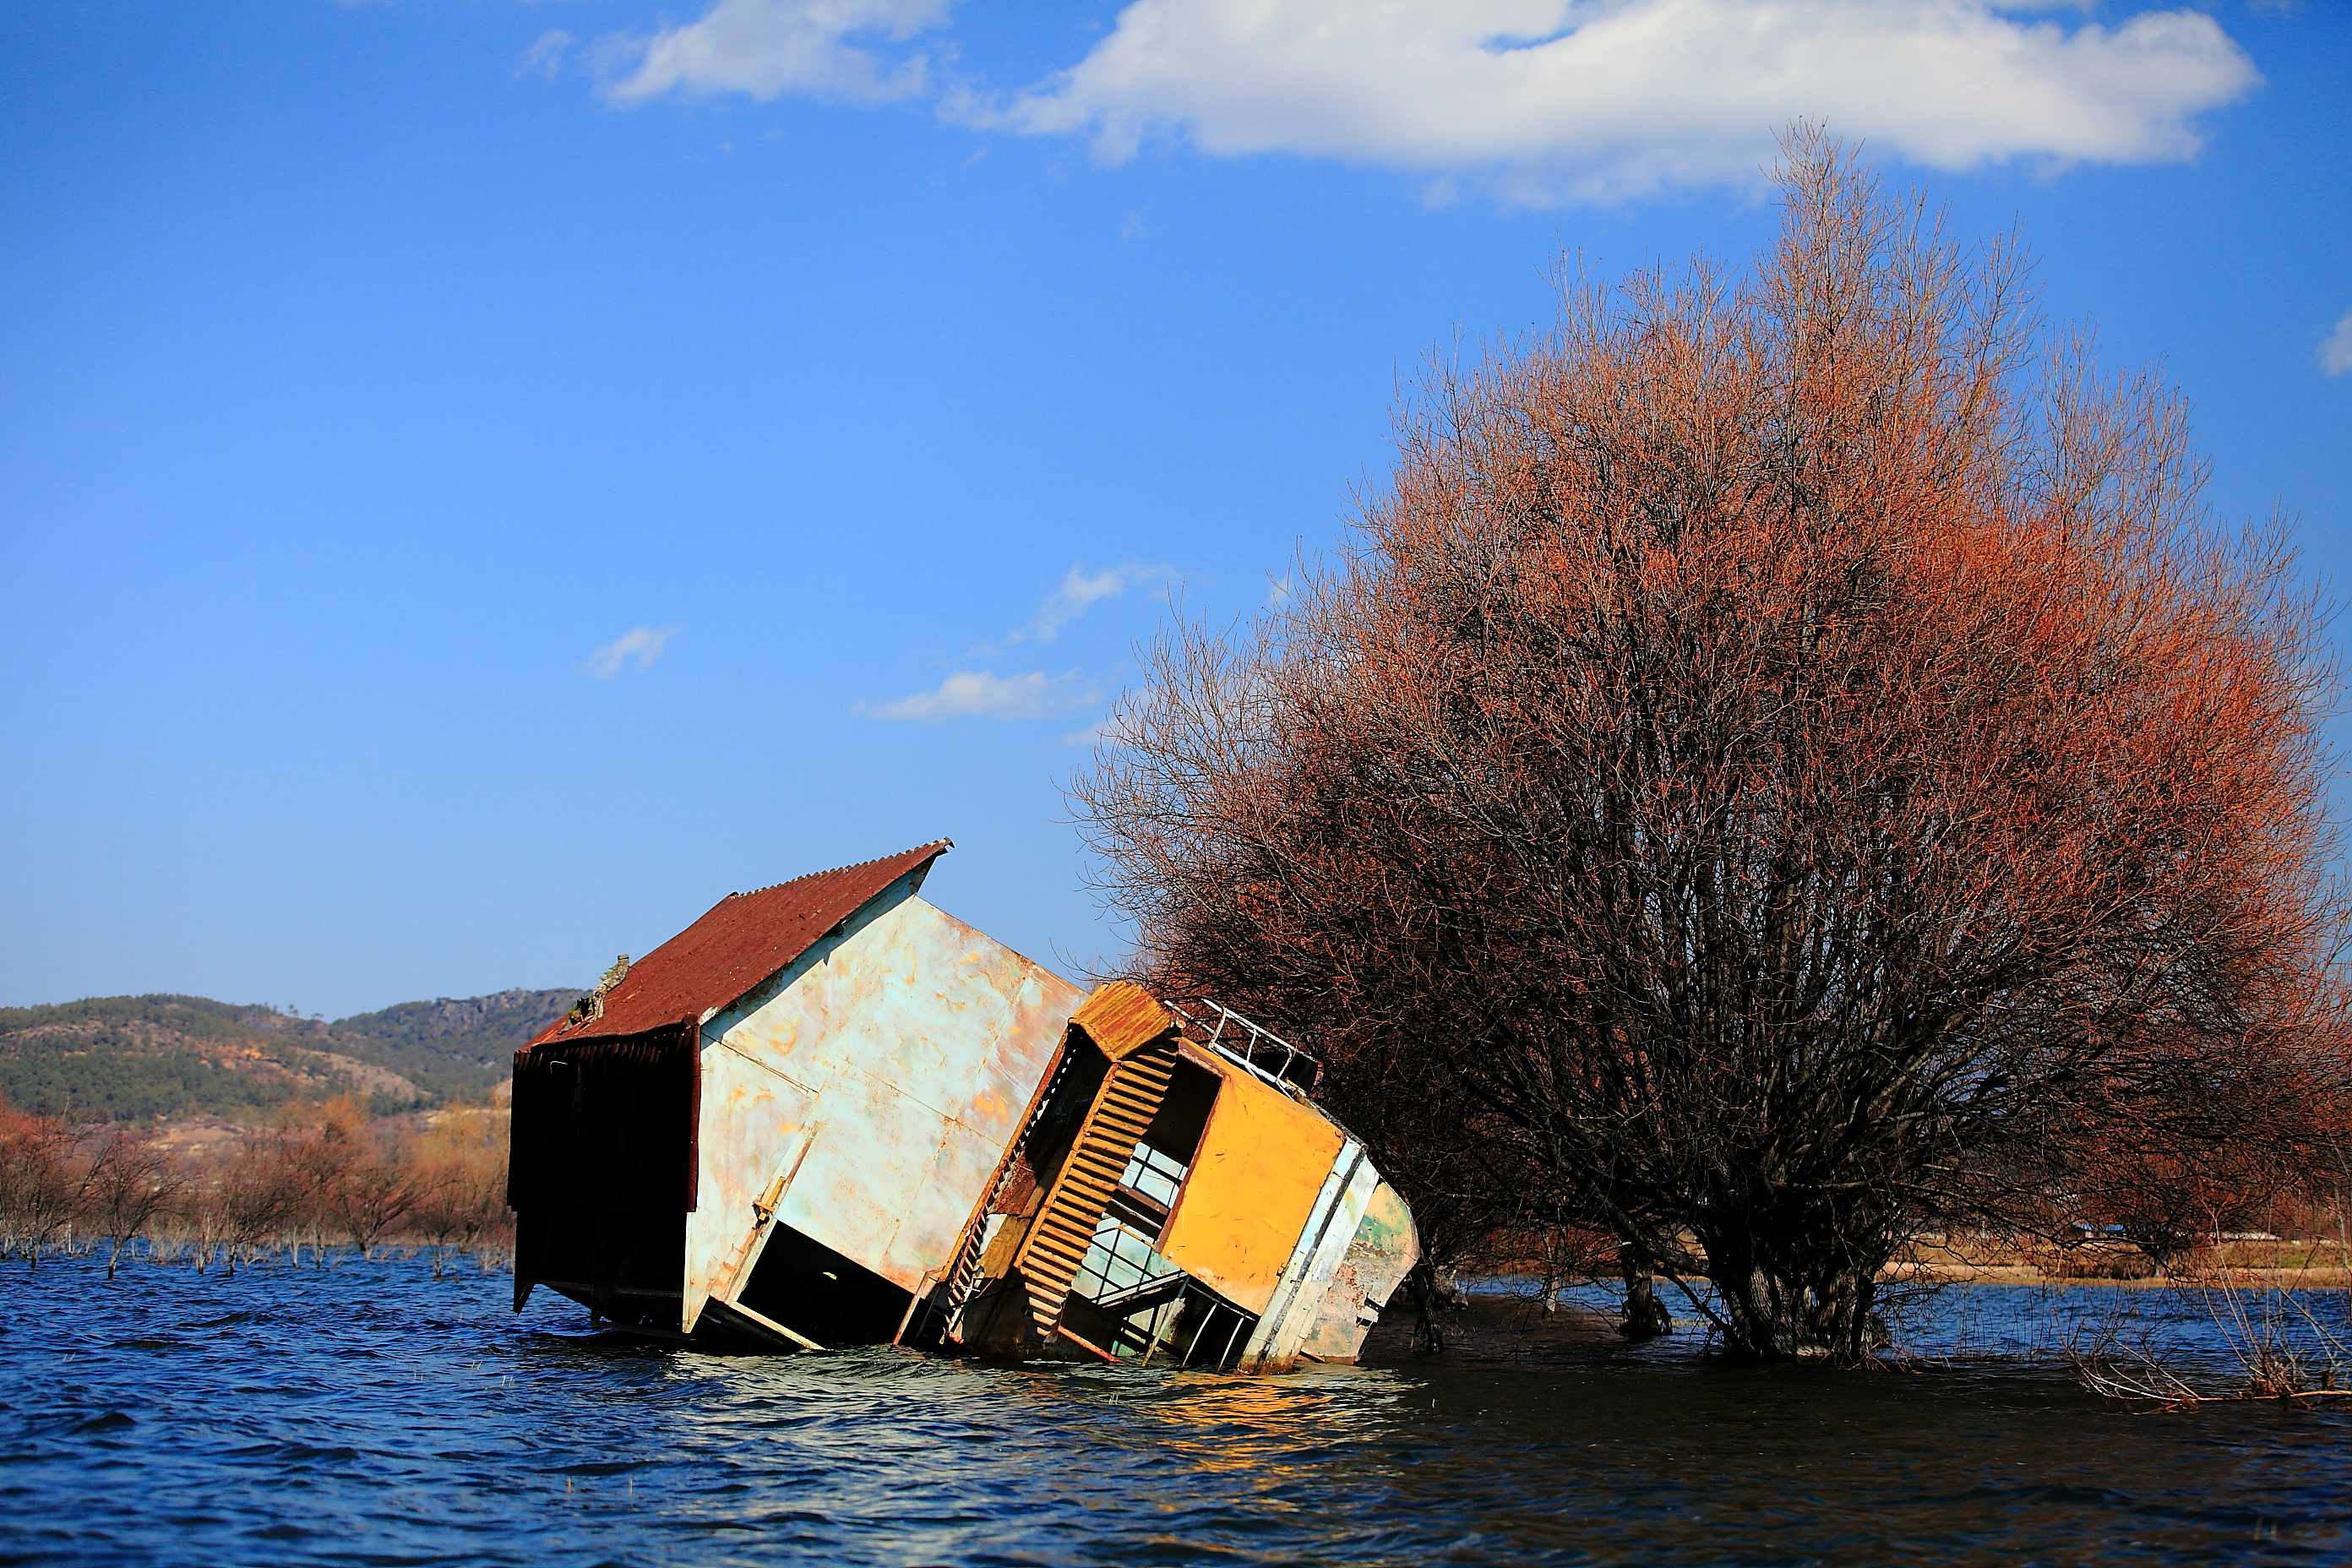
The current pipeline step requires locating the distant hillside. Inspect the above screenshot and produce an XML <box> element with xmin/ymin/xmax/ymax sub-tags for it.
<box><xmin>326</xmin><ymin>989</ymin><xmax>582</xmax><ymax>1100</ymax></box>
<box><xmin>0</xmin><ymin>988</ymin><xmax>580</xmax><ymax>1123</ymax></box>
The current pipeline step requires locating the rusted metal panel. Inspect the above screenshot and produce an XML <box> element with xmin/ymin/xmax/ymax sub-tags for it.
<box><xmin>679</xmin><ymin>1038</ymin><xmax>819</xmax><ymax>1328</ymax></box>
<box><xmin>680</xmin><ymin>887</ymin><xmax>1083</xmax><ymax>1330</ymax></box>
<box><xmin>1156</xmin><ymin>1055</ymin><xmax>1345</xmax><ymax>1316</ymax></box>
<box><xmin>525</xmin><ymin>841</ymin><xmax>950</xmax><ymax>1048</ymax></box>
<box><xmin>1066</xmin><ymin>982</ymin><xmax>1175</xmax><ymax>1059</ymax></box>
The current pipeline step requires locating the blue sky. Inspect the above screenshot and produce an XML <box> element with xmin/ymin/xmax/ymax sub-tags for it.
<box><xmin>3</xmin><ymin>1</ymin><xmax>2347</xmax><ymax>1018</ymax></box>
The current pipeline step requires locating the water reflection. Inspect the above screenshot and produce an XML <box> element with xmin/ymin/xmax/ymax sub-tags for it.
<box><xmin>3</xmin><ymin>1254</ymin><xmax>2348</xmax><ymax>1565</ymax></box>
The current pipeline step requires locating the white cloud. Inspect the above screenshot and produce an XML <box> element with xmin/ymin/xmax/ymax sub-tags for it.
<box><xmin>978</xmin><ymin>0</ymin><xmax>2262</xmax><ymax>203</ymax></box>
<box><xmin>2323</xmin><ymin>308</ymin><xmax>2352</xmax><ymax>377</ymax></box>
<box><xmin>607</xmin><ymin>0</ymin><xmax>951</xmax><ymax>104</ymax></box>
<box><xmin>1032</xmin><ymin>561</ymin><xmax>1175</xmax><ymax>642</ymax></box>
<box><xmin>596</xmin><ymin>0</ymin><xmax>2260</xmax><ymax>201</ymax></box>
<box><xmin>518</xmin><ymin>30</ymin><xmax>574</xmax><ymax>82</ymax></box>
<box><xmin>863</xmin><ymin>669</ymin><xmax>1101</xmax><ymax>721</ymax></box>
<box><xmin>586</xmin><ymin>625</ymin><xmax>679</xmax><ymax>678</ymax></box>
<box><xmin>969</xmin><ymin>561</ymin><xmax>1178</xmax><ymax>656</ymax></box>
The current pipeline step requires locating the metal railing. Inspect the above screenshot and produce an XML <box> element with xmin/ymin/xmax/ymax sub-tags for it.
<box><xmin>1162</xmin><ymin>996</ymin><xmax>1321</xmax><ymax>1097</ymax></box>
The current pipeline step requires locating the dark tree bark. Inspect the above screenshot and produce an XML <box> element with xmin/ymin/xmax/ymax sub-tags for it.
<box><xmin>1616</xmin><ymin>1240</ymin><xmax>1671</xmax><ymax>1340</ymax></box>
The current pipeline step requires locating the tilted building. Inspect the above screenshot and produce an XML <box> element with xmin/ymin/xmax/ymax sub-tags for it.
<box><xmin>921</xmin><ymin>983</ymin><xmax>1420</xmax><ymax>1372</ymax></box>
<box><xmin>509</xmin><ymin>841</ymin><xmax>1080</xmax><ymax>1346</ymax></box>
<box><xmin>508</xmin><ymin>841</ymin><xmax>1417</xmax><ymax>1369</ymax></box>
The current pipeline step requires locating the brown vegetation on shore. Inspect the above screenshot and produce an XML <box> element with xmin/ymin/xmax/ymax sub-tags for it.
<box><xmin>0</xmin><ymin>1096</ymin><xmax>511</xmax><ymax>1277</ymax></box>
<box><xmin>1893</xmin><ymin>1233</ymin><xmax>2352</xmax><ymax>1288</ymax></box>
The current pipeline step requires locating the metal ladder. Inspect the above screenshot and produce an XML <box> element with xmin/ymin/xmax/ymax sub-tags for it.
<box><xmin>1013</xmin><ymin>1032</ymin><xmax>1181</xmax><ymax>1342</ymax></box>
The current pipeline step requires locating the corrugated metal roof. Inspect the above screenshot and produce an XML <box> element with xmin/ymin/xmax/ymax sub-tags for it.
<box><xmin>525</xmin><ymin>840</ymin><xmax>952</xmax><ymax>1048</ymax></box>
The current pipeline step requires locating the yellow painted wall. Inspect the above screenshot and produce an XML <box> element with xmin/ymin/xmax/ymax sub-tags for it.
<box><xmin>1157</xmin><ymin>1060</ymin><xmax>1345</xmax><ymax>1316</ymax></box>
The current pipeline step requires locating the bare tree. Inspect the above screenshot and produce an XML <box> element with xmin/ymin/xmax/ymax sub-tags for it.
<box><xmin>412</xmin><ymin>1107</ymin><xmax>510</xmax><ymax>1277</ymax></box>
<box><xmin>0</xmin><ymin>1109</ymin><xmax>85</xmax><ymax>1269</ymax></box>
<box><xmin>1075</xmin><ymin>130</ymin><xmax>2349</xmax><ymax>1363</ymax></box>
<box><xmin>330</xmin><ymin>1133</ymin><xmax>431</xmax><ymax>1260</ymax></box>
<box><xmin>204</xmin><ymin>1135</ymin><xmax>308</xmax><ymax>1276</ymax></box>
<box><xmin>79</xmin><ymin>1129</ymin><xmax>182</xmax><ymax>1279</ymax></box>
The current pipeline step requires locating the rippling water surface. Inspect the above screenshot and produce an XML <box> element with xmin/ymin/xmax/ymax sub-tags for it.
<box><xmin>4</xmin><ymin>1252</ymin><xmax>2349</xmax><ymax>1565</ymax></box>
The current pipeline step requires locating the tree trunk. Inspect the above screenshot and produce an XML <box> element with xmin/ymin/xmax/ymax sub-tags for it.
<box><xmin>1706</xmin><ymin>1246</ymin><xmax>1882</xmax><ymax>1363</ymax></box>
<box><xmin>1616</xmin><ymin>1240</ymin><xmax>1672</xmax><ymax>1339</ymax></box>
<box><xmin>1405</xmin><ymin>1260</ymin><xmax>1447</xmax><ymax>1353</ymax></box>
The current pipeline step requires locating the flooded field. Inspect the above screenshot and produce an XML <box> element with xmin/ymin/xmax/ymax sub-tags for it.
<box><xmin>3</xmin><ymin>1251</ymin><xmax>2348</xmax><ymax>1565</ymax></box>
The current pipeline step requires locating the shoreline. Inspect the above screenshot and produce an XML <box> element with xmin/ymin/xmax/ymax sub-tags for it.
<box><xmin>1888</xmin><ymin>1262</ymin><xmax>2352</xmax><ymax>1290</ymax></box>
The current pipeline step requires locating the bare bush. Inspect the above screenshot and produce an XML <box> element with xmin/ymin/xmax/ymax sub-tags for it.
<box><xmin>0</xmin><ymin>1108</ymin><xmax>84</xmax><ymax>1269</ymax></box>
<box><xmin>410</xmin><ymin>1111</ymin><xmax>509</xmax><ymax>1279</ymax></box>
<box><xmin>79</xmin><ymin>1129</ymin><xmax>182</xmax><ymax>1279</ymax></box>
<box><xmin>2068</xmin><ymin>1271</ymin><xmax>2352</xmax><ymax>1407</ymax></box>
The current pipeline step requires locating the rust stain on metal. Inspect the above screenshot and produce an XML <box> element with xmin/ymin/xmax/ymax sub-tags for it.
<box><xmin>680</xmin><ymin>888</ymin><xmax>1082</xmax><ymax>1329</ymax></box>
<box><xmin>523</xmin><ymin>841</ymin><xmax>952</xmax><ymax>1049</ymax></box>
<box><xmin>1066</xmin><ymin>982</ymin><xmax>1175</xmax><ymax>1060</ymax></box>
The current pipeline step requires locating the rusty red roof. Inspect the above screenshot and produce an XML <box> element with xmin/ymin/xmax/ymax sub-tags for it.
<box><xmin>525</xmin><ymin>840</ymin><xmax>951</xmax><ymax>1048</ymax></box>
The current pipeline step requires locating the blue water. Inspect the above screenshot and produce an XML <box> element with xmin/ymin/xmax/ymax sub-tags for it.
<box><xmin>3</xmin><ymin>1252</ymin><xmax>2349</xmax><ymax>1565</ymax></box>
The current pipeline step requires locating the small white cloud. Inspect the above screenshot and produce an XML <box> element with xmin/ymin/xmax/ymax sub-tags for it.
<box><xmin>587</xmin><ymin>625</ymin><xmax>679</xmax><ymax>679</ymax></box>
<box><xmin>2322</xmin><ymin>308</ymin><xmax>2352</xmax><ymax>377</ymax></box>
<box><xmin>1266</xmin><ymin>569</ymin><xmax>1293</xmax><ymax>606</ymax></box>
<box><xmin>517</xmin><ymin>30</ymin><xmax>574</xmax><ymax>82</ymax></box>
<box><xmin>863</xmin><ymin>669</ymin><xmax>1100</xmax><ymax>721</ymax></box>
<box><xmin>973</xmin><ymin>561</ymin><xmax>1179</xmax><ymax>655</ymax></box>
<box><xmin>606</xmin><ymin>0</ymin><xmax>950</xmax><ymax>105</ymax></box>
<box><xmin>1032</xmin><ymin>562</ymin><xmax>1175</xmax><ymax>642</ymax></box>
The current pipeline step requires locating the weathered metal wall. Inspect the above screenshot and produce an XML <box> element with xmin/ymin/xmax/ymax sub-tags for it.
<box><xmin>508</xmin><ymin>1024</ymin><xmax>700</xmax><ymax>1216</ymax></box>
<box><xmin>678</xmin><ymin>884</ymin><xmax>1084</xmax><ymax>1331</ymax></box>
<box><xmin>1295</xmin><ymin>1182</ymin><xmax>1419</xmax><ymax>1363</ymax></box>
<box><xmin>1240</xmin><ymin>1145</ymin><xmax>1381</xmax><ymax>1370</ymax></box>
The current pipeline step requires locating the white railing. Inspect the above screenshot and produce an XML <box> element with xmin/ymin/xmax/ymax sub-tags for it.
<box><xmin>1162</xmin><ymin>997</ymin><xmax>1320</xmax><ymax>1098</ymax></box>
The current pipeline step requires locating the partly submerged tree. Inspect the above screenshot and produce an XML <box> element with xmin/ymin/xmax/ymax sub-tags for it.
<box><xmin>80</xmin><ymin>1128</ymin><xmax>182</xmax><ymax>1279</ymax></box>
<box><xmin>0</xmin><ymin>1106</ymin><xmax>82</xmax><ymax>1269</ymax></box>
<box><xmin>410</xmin><ymin>1109</ymin><xmax>509</xmax><ymax>1279</ymax></box>
<box><xmin>1074</xmin><ymin>131</ymin><xmax>2349</xmax><ymax>1362</ymax></box>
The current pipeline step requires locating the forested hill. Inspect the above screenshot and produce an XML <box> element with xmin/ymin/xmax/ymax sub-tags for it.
<box><xmin>0</xmin><ymin>988</ymin><xmax>581</xmax><ymax>1122</ymax></box>
<box><xmin>326</xmin><ymin>990</ymin><xmax>583</xmax><ymax>1100</ymax></box>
